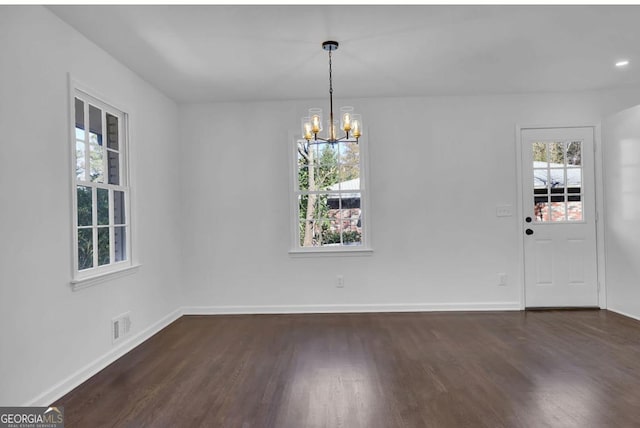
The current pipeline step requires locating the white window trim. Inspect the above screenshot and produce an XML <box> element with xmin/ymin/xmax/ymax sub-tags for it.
<box><xmin>288</xmin><ymin>130</ymin><xmax>373</xmax><ymax>256</ymax></box>
<box><xmin>69</xmin><ymin>76</ymin><xmax>139</xmax><ymax>289</ymax></box>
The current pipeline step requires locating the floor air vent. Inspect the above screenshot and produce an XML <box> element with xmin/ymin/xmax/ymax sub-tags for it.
<box><xmin>112</xmin><ymin>312</ymin><xmax>132</xmax><ymax>344</ymax></box>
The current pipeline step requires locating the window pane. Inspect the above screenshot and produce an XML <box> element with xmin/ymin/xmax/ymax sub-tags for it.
<box><xmin>532</xmin><ymin>142</ymin><xmax>547</xmax><ymax>162</ymax></box>
<box><xmin>75</xmin><ymin>98</ymin><xmax>85</xmax><ymax>140</ymax></box>
<box><xmin>567</xmin><ymin>168</ymin><xmax>581</xmax><ymax>187</ymax></box>
<box><xmin>108</xmin><ymin>150</ymin><xmax>120</xmax><ymax>185</ymax></box>
<box><xmin>97</xmin><ymin>227</ymin><xmax>110</xmax><ymax>266</ymax></box>
<box><xmin>76</xmin><ymin>141</ymin><xmax>86</xmax><ymax>181</ymax></box>
<box><xmin>339</xmin><ymin>193</ymin><xmax>362</xmax><ymax>244</ymax></box>
<box><xmin>78</xmin><ymin>228</ymin><xmax>93</xmax><ymax>270</ymax></box>
<box><xmin>77</xmin><ymin>186</ymin><xmax>92</xmax><ymax>226</ymax></box>
<box><xmin>89</xmin><ymin>144</ymin><xmax>104</xmax><ymax>182</ymax></box>
<box><xmin>298</xmin><ymin>166</ymin><xmax>309</xmax><ymax>191</ymax></box>
<box><xmin>339</xmin><ymin>165</ymin><xmax>360</xmax><ymax>183</ymax></box>
<box><xmin>567</xmin><ymin>201</ymin><xmax>583</xmax><ymax>221</ymax></box>
<box><xmin>567</xmin><ymin>141</ymin><xmax>582</xmax><ymax>166</ymax></box>
<box><xmin>308</xmin><ymin>144</ymin><xmax>321</xmax><ymax>166</ymax></box>
<box><xmin>106</xmin><ymin>113</ymin><xmax>119</xmax><ymax>150</ymax></box>
<box><xmin>97</xmin><ymin>188</ymin><xmax>109</xmax><ymax>225</ymax></box>
<box><xmin>549</xmin><ymin>169</ymin><xmax>564</xmax><ymax>187</ymax></box>
<box><xmin>317</xmin><ymin>163</ymin><xmax>338</xmax><ymax>189</ymax></box>
<box><xmin>299</xmin><ymin>219</ymin><xmax>320</xmax><ymax>247</ymax></box>
<box><xmin>115</xmin><ymin>226</ymin><xmax>127</xmax><ymax>262</ymax></box>
<box><xmin>299</xmin><ymin>220</ymin><xmax>309</xmax><ymax>246</ymax></box>
<box><xmin>533</xmin><ymin>170</ymin><xmax>548</xmax><ymax>189</ymax></box>
<box><xmin>114</xmin><ymin>191</ymin><xmax>126</xmax><ymax>225</ymax></box>
<box><xmin>551</xmin><ymin>202</ymin><xmax>566</xmax><ymax>222</ymax></box>
<box><xmin>548</xmin><ymin>141</ymin><xmax>564</xmax><ymax>165</ymax></box>
<box><xmin>534</xmin><ymin>202</ymin><xmax>549</xmax><ymax>222</ymax></box>
<box><xmin>89</xmin><ymin>104</ymin><xmax>103</xmax><ymax>146</ymax></box>
<box><xmin>338</xmin><ymin>141</ymin><xmax>360</xmax><ymax>165</ymax></box>
<box><xmin>343</xmin><ymin>229</ymin><xmax>362</xmax><ymax>246</ymax></box>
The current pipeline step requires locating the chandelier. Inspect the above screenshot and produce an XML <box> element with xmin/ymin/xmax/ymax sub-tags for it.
<box><xmin>301</xmin><ymin>41</ymin><xmax>362</xmax><ymax>144</ymax></box>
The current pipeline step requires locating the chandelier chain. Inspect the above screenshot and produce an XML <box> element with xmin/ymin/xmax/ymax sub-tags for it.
<box><xmin>328</xmin><ymin>49</ymin><xmax>334</xmax><ymax>131</ymax></box>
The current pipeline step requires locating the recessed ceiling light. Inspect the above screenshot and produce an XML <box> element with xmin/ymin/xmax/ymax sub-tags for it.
<box><xmin>616</xmin><ymin>60</ymin><xmax>629</xmax><ymax>67</ymax></box>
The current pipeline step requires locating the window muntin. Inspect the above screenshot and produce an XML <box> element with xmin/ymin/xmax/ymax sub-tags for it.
<box><xmin>73</xmin><ymin>89</ymin><xmax>130</xmax><ymax>278</ymax></box>
<box><xmin>294</xmin><ymin>139</ymin><xmax>366</xmax><ymax>249</ymax></box>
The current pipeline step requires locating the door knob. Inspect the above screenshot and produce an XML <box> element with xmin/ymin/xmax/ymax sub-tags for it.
<box><xmin>525</xmin><ymin>229</ymin><xmax>534</xmax><ymax>235</ymax></box>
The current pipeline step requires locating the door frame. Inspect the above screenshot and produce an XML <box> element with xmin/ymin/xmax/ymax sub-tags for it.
<box><xmin>515</xmin><ymin>124</ymin><xmax>607</xmax><ymax>310</ymax></box>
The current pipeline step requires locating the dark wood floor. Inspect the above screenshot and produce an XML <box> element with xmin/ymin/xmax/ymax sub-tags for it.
<box><xmin>54</xmin><ymin>310</ymin><xmax>640</xmax><ymax>427</ymax></box>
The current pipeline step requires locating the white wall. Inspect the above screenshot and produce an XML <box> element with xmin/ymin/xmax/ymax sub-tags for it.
<box><xmin>179</xmin><ymin>90</ymin><xmax>640</xmax><ymax>313</ymax></box>
<box><xmin>0</xmin><ymin>7</ymin><xmax>182</xmax><ymax>405</ymax></box>
<box><xmin>603</xmin><ymin>105</ymin><xmax>640</xmax><ymax>320</ymax></box>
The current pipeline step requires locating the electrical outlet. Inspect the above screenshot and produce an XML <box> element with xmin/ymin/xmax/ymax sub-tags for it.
<box><xmin>498</xmin><ymin>273</ymin><xmax>508</xmax><ymax>286</ymax></box>
<box><xmin>336</xmin><ymin>275</ymin><xmax>345</xmax><ymax>288</ymax></box>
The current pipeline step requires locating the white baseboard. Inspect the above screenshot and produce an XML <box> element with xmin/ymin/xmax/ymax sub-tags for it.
<box><xmin>183</xmin><ymin>302</ymin><xmax>522</xmax><ymax>315</ymax></box>
<box><xmin>26</xmin><ymin>307</ymin><xmax>183</xmax><ymax>407</ymax></box>
<box><xmin>607</xmin><ymin>307</ymin><xmax>640</xmax><ymax>322</ymax></box>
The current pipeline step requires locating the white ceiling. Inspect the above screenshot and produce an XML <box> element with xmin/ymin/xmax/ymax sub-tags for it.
<box><xmin>48</xmin><ymin>5</ymin><xmax>640</xmax><ymax>103</ymax></box>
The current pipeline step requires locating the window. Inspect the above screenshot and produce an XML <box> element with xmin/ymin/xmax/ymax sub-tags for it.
<box><xmin>532</xmin><ymin>140</ymin><xmax>583</xmax><ymax>222</ymax></box>
<box><xmin>292</xmin><ymin>138</ymin><xmax>370</xmax><ymax>253</ymax></box>
<box><xmin>72</xmin><ymin>88</ymin><xmax>132</xmax><ymax>283</ymax></box>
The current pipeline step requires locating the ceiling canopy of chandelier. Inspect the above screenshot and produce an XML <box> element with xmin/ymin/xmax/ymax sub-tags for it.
<box><xmin>301</xmin><ymin>41</ymin><xmax>362</xmax><ymax>145</ymax></box>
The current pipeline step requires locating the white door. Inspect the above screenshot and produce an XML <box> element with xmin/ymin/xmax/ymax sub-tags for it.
<box><xmin>521</xmin><ymin>127</ymin><xmax>598</xmax><ymax>307</ymax></box>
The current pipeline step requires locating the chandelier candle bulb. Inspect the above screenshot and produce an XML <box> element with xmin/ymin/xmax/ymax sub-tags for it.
<box><xmin>302</xmin><ymin>118</ymin><xmax>313</xmax><ymax>140</ymax></box>
<box><xmin>352</xmin><ymin>114</ymin><xmax>362</xmax><ymax>139</ymax></box>
<box><xmin>309</xmin><ymin>108</ymin><xmax>322</xmax><ymax>134</ymax></box>
<box><xmin>312</xmin><ymin>115</ymin><xmax>321</xmax><ymax>133</ymax></box>
<box><xmin>340</xmin><ymin>106</ymin><xmax>354</xmax><ymax>132</ymax></box>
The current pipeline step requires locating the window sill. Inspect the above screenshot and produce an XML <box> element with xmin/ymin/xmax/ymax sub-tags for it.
<box><xmin>70</xmin><ymin>264</ymin><xmax>141</xmax><ymax>291</ymax></box>
<box><xmin>288</xmin><ymin>248</ymin><xmax>374</xmax><ymax>258</ymax></box>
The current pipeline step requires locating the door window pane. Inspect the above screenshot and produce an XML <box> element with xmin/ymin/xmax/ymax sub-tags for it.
<box><xmin>548</xmin><ymin>141</ymin><xmax>564</xmax><ymax>165</ymax></box>
<box><xmin>534</xmin><ymin>202</ymin><xmax>550</xmax><ymax>222</ymax></box>
<box><xmin>567</xmin><ymin>202</ymin><xmax>583</xmax><ymax>221</ymax></box>
<box><xmin>532</xmin><ymin>142</ymin><xmax>547</xmax><ymax>162</ymax></box>
<box><xmin>534</xmin><ymin>169</ymin><xmax>548</xmax><ymax>188</ymax></box>
<box><xmin>566</xmin><ymin>141</ymin><xmax>581</xmax><ymax>166</ymax></box>
<box><xmin>551</xmin><ymin>202</ymin><xmax>566</xmax><ymax>222</ymax></box>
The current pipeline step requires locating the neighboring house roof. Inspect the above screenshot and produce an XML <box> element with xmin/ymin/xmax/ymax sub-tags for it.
<box><xmin>533</xmin><ymin>161</ymin><xmax>581</xmax><ymax>187</ymax></box>
<box><xmin>327</xmin><ymin>178</ymin><xmax>361</xmax><ymax>199</ymax></box>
